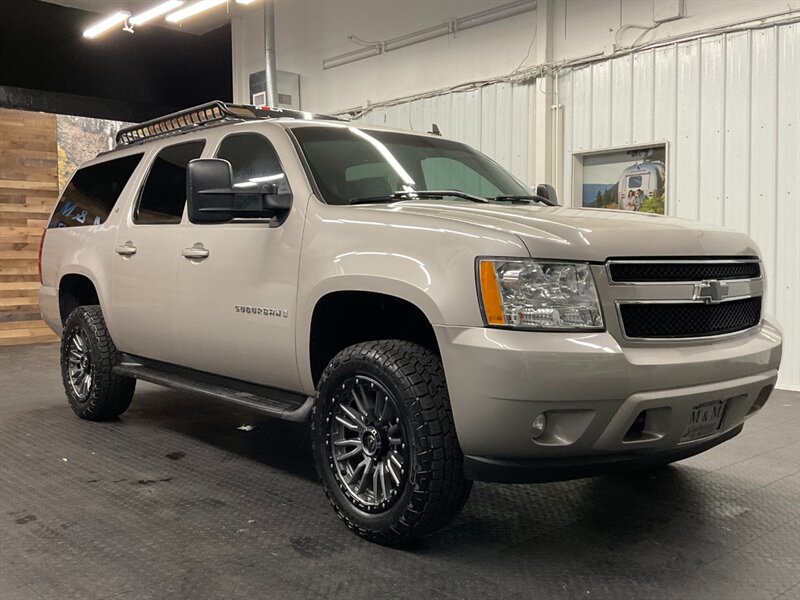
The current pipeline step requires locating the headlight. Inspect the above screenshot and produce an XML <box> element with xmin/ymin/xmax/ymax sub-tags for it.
<box><xmin>477</xmin><ymin>258</ymin><xmax>604</xmax><ymax>330</ymax></box>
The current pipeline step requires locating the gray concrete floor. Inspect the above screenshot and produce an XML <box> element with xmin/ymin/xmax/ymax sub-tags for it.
<box><xmin>1</xmin><ymin>343</ymin><xmax>798</xmax><ymax>600</ymax></box>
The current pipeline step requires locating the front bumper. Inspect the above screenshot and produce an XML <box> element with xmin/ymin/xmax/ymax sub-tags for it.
<box><xmin>464</xmin><ymin>425</ymin><xmax>743</xmax><ymax>483</ymax></box>
<box><xmin>434</xmin><ymin>320</ymin><xmax>782</xmax><ymax>480</ymax></box>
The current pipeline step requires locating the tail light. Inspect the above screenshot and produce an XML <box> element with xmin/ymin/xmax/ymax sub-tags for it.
<box><xmin>38</xmin><ymin>229</ymin><xmax>47</xmax><ymax>284</ymax></box>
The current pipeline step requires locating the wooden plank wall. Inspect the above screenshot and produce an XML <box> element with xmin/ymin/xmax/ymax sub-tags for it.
<box><xmin>0</xmin><ymin>108</ymin><xmax>60</xmax><ymax>345</ymax></box>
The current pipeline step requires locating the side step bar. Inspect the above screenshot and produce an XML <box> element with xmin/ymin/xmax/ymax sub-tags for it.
<box><xmin>113</xmin><ymin>355</ymin><xmax>314</xmax><ymax>422</ymax></box>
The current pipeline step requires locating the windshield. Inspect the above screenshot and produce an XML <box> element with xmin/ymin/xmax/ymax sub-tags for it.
<box><xmin>290</xmin><ymin>125</ymin><xmax>531</xmax><ymax>205</ymax></box>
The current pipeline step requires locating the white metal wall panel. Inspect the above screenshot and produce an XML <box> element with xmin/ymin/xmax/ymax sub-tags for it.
<box><xmin>571</xmin><ymin>65</ymin><xmax>594</xmax><ymax>151</ymax></box>
<box><xmin>775</xmin><ymin>23</ymin><xmax>800</xmax><ymax>394</ymax></box>
<box><xmin>591</xmin><ymin>61</ymin><xmax>612</xmax><ymax>148</ymax></box>
<box><xmin>560</xmin><ymin>23</ymin><xmax>800</xmax><ymax>389</ymax></box>
<box><xmin>631</xmin><ymin>50</ymin><xmax>656</xmax><ymax>145</ymax></box>
<box><xmin>610</xmin><ymin>55</ymin><xmax>633</xmax><ymax>147</ymax></box>
<box><xmin>675</xmin><ymin>40</ymin><xmax>701</xmax><ymax>220</ymax></box>
<box><xmin>698</xmin><ymin>36</ymin><xmax>726</xmax><ymax>226</ymax></box>
<box><xmin>723</xmin><ymin>31</ymin><xmax>752</xmax><ymax>235</ymax></box>
<box><xmin>749</xmin><ymin>27</ymin><xmax>779</xmax><ymax>324</ymax></box>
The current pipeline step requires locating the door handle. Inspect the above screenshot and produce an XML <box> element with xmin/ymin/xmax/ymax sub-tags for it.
<box><xmin>182</xmin><ymin>244</ymin><xmax>210</xmax><ymax>260</ymax></box>
<box><xmin>116</xmin><ymin>242</ymin><xmax>137</xmax><ymax>256</ymax></box>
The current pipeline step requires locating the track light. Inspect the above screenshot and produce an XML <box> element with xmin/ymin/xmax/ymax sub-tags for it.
<box><xmin>83</xmin><ymin>11</ymin><xmax>131</xmax><ymax>38</ymax></box>
<box><xmin>165</xmin><ymin>0</ymin><xmax>227</xmax><ymax>22</ymax></box>
<box><xmin>130</xmin><ymin>1</ymin><xmax>185</xmax><ymax>26</ymax></box>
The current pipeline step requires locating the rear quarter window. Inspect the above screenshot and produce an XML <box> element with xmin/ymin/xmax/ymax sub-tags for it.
<box><xmin>49</xmin><ymin>153</ymin><xmax>143</xmax><ymax>229</ymax></box>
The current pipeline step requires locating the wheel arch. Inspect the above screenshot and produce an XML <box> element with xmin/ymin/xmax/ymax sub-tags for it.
<box><xmin>305</xmin><ymin>282</ymin><xmax>442</xmax><ymax>388</ymax></box>
<box><xmin>59</xmin><ymin>272</ymin><xmax>101</xmax><ymax>325</ymax></box>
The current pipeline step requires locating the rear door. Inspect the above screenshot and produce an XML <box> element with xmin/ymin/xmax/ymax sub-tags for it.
<box><xmin>111</xmin><ymin>139</ymin><xmax>206</xmax><ymax>362</ymax></box>
<box><xmin>175</xmin><ymin>127</ymin><xmax>305</xmax><ymax>390</ymax></box>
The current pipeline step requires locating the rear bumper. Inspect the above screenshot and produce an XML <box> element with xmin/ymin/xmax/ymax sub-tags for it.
<box><xmin>435</xmin><ymin>320</ymin><xmax>782</xmax><ymax>461</ymax></box>
<box><xmin>464</xmin><ymin>425</ymin><xmax>742</xmax><ymax>483</ymax></box>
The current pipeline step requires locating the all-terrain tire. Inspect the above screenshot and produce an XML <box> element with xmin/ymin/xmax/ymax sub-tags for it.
<box><xmin>60</xmin><ymin>305</ymin><xmax>135</xmax><ymax>421</ymax></box>
<box><xmin>312</xmin><ymin>340</ymin><xmax>472</xmax><ymax>545</ymax></box>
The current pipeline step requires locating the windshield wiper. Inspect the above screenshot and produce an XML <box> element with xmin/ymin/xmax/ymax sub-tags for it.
<box><xmin>349</xmin><ymin>190</ymin><xmax>490</xmax><ymax>205</ymax></box>
<box><xmin>492</xmin><ymin>195</ymin><xmax>558</xmax><ymax>206</ymax></box>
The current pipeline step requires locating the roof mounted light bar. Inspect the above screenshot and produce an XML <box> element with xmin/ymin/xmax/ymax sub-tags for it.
<box><xmin>115</xmin><ymin>101</ymin><xmax>346</xmax><ymax>147</ymax></box>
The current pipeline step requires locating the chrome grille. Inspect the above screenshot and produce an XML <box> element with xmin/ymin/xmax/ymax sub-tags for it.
<box><xmin>602</xmin><ymin>258</ymin><xmax>763</xmax><ymax>341</ymax></box>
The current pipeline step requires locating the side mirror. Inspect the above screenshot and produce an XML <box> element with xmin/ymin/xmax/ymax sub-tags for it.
<box><xmin>187</xmin><ymin>158</ymin><xmax>292</xmax><ymax>224</ymax></box>
<box><xmin>535</xmin><ymin>183</ymin><xmax>559</xmax><ymax>206</ymax></box>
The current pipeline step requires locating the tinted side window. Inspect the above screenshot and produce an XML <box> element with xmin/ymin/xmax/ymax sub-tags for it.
<box><xmin>49</xmin><ymin>154</ymin><xmax>143</xmax><ymax>229</ymax></box>
<box><xmin>136</xmin><ymin>141</ymin><xmax>205</xmax><ymax>224</ymax></box>
<box><xmin>216</xmin><ymin>134</ymin><xmax>289</xmax><ymax>193</ymax></box>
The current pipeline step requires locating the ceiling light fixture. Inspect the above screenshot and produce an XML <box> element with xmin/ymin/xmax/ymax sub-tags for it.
<box><xmin>235</xmin><ymin>0</ymin><xmax>257</xmax><ymax>4</ymax></box>
<box><xmin>83</xmin><ymin>11</ymin><xmax>131</xmax><ymax>38</ymax></box>
<box><xmin>130</xmin><ymin>1</ymin><xmax>185</xmax><ymax>26</ymax></box>
<box><xmin>165</xmin><ymin>0</ymin><xmax>227</xmax><ymax>23</ymax></box>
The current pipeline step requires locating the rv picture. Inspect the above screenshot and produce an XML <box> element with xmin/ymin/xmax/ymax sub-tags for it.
<box><xmin>582</xmin><ymin>146</ymin><xmax>666</xmax><ymax>214</ymax></box>
<box><xmin>617</xmin><ymin>160</ymin><xmax>665</xmax><ymax>213</ymax></box>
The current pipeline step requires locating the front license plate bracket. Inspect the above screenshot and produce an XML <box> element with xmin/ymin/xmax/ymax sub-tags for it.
<box><xmin>681</xmin><ymin>399</ymin><xmax>727</xmax><ymax>443</ymax></box>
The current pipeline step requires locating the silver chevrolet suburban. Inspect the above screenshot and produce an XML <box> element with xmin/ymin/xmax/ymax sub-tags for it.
<box><xmin>40</xmin><ymin>101</ymin><xmax>783</xmax><ymax>544</ymax></box>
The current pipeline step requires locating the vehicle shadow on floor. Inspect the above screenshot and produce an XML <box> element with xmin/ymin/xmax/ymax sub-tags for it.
<box><xmin>128</xmin><ymin>386</ymin><xmax>318</xmax><ymax>482</ymax></box>
<box><xmin>129</xmin><ymin>386</ymin><xmax>716</xmax><ymax>554</ymax></box>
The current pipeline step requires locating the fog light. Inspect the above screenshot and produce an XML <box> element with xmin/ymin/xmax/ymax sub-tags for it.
<box><xmin>531</xmin><ymin>413</ymin><xmax>547</xmax><ymax>439</ymax></box>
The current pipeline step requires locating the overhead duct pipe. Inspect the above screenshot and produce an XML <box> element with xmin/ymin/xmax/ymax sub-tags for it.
<box><xmin>323</xmin><ymin>0</ymin><xmax>536</xmax><ymax>70</ymax></box>
<box><xmin>263</xmin><ymin>0</ymin><xmax>279</xmax><ymax>106</ymax></box>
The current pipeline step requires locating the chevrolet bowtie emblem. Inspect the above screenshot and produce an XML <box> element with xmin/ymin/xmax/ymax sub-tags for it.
<box><xmin>693</xmin><ymin>279</ymin><xmax>729</xmax><ymax>304</ymax></box>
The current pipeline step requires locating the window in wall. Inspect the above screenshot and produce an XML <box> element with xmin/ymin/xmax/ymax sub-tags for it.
<box><xmin>135</xmin><ymin>141</ymin><xmax>205</xmax><ymax>224</ymax></box>
<box><xmin>49</xmin><ymin>153</ymin><xmax>143</xmax><ymax>228</ymax></box>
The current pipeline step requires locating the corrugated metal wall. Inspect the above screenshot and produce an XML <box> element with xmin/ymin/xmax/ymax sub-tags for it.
<box><xmin>357</xmin><ymin>22</ymin><xmax>799</xmax><ymax>390</ymax></box>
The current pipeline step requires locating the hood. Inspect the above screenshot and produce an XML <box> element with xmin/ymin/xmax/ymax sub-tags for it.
<box><xmin>355</xmin><ymin>201</ymin><xmax>760</xmax><ymax>262</ymax></box>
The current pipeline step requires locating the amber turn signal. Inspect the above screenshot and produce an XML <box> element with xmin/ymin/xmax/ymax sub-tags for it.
<box><xmin>479</xmin><ymin>260</ymin><xmax>506</xmax><ymax>325</ymax></box>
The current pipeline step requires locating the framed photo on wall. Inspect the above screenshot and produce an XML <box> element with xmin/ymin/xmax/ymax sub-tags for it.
<box><xmin>571</xmin><ymin>144</ymin><xmax>668</xmax><ymax>214</ymax></box>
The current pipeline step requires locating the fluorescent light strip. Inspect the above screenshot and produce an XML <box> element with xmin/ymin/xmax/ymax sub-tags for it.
<box><xmin>165</xmin><ymin>0</ymin><xmax>227</xmax><ymax>22</ymax></box>
<box><xmin>83</xmin><ymin>11</ymin><xmax>131</xmax><ymax>38</ymax></box>
<box><xmin>235</xmin><ymin>0</ymin><xmax>256</xmax><ymax>4</ymax></box>
<box><xmin>130</xmin><ymin>1</ymin><xmax>185</xmax><ymax>26</ymax></box>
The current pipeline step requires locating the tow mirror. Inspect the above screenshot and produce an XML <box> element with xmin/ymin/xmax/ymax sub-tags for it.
<box><xmin>187</xmin><ymin>158</ymin><xmax>292</xmax><ymax>225</ymax></box>
<box><xmin>535</xmin><ymin>183</ymin><xmax>559</xmax><ymax>206</ymax></box>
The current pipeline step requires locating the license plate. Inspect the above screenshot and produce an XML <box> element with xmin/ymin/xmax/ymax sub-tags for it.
<box><xmin>681</xmin><ymin>399</ymin><xmax>727</xmax><ymax>442</ymax></box>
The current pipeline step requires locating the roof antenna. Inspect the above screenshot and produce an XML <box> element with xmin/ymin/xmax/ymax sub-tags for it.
<box><xmin>428</xmin><ymin>123</ymin><xmax>442</xmax><ymax>136</ymax></box>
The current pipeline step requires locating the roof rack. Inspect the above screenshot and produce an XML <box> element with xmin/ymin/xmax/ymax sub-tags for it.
<box><xmin>115</xmin><ymin>101</ymin><xmax>346</xmax><ymax>147</ymax></box>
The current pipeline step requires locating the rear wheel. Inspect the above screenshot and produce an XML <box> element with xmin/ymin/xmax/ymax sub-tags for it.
<box><xmin>312</xmin><ymin>340</ymin><xmax>471</xmax><ymax>545</ymax></box>
<box><xmin>61</xmin><ymin>305</ymin><xmax>135</xmax><ymax>421</ymax></box>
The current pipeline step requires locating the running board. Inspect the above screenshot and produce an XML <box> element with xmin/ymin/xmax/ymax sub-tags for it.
<box><xmin>113</xmin><ymin>355</ymin><xmax>314</xmax><ymax>422</ymax></box>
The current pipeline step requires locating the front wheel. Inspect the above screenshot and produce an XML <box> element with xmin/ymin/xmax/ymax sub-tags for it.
<box><xmin>312</xmin><ymin>340</ymin><xmax>471</xmax><ymax>545</ymax></box>
<box><xmin>61</xmin><ymin>305</ymin><xmax>135</xmax><ymax>421</ymax></box>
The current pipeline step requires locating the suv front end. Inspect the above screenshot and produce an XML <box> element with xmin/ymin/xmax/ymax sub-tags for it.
<box><xmin>438</xmin><ymin>255</ymin><xmax>781</xmax><ymax>482</ymax></box>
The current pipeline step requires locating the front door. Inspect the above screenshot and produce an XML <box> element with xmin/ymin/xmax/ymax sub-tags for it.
<box><xmin>111</xmin><ymin>139</ymin><xmax>206</xmax><ymax>362</ymax></box>
<box><xmin>176</xmin><ymin>129</ymin><xmax>304</xmax><ymax>391</ymax></box>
